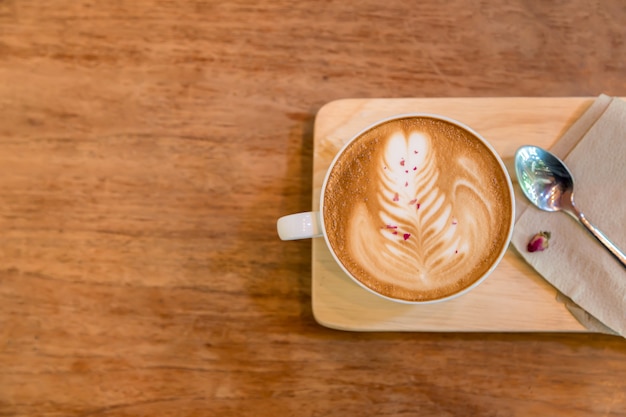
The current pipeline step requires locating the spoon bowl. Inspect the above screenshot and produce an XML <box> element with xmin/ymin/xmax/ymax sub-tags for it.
<box><xmin>515</xmin><ymin>145</ymin><xmax>574</xmax><ymax>213</ymax></box>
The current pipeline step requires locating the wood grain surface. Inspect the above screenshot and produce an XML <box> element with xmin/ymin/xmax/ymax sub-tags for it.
<box><xmin>1</xmin><ymin>1</ymin><xmax>626</xmax><ymax>416</ymax></box>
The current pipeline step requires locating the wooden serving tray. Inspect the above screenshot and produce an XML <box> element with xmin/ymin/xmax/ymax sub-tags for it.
<box><xmin>311</xmin><ymin>97</ymin><xmax>599</xmax><ymax>332</ymax></box>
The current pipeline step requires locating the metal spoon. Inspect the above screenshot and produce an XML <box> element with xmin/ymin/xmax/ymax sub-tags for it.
<box><xmin>514</xmin><ymin>145</ymin><xmax>626</xmax><ymax>267</ymax></box>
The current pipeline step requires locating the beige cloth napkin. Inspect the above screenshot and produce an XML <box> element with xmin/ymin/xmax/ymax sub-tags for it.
<box><xmin>511</xmin><ymin>94</ymin><xmax>626</xmax><ymax>337</ymax></box>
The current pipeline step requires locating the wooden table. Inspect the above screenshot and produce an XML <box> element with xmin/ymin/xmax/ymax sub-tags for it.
<box><xmin>1</xmin><ymin>1</ymin><xmax>625</xmax><ymax>416</ymax></box>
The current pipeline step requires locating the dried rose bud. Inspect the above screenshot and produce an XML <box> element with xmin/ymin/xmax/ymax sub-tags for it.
<box><xmin>527</xmin><ymin>231</ymin><xmax>551</xmax><ymax>252</ymax></box>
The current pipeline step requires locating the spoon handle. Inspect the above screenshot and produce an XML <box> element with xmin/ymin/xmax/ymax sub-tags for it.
<box><xmin>572</xmin><ymin>211</ymin><xmax>626</xmax><ymax>268</ymax></box>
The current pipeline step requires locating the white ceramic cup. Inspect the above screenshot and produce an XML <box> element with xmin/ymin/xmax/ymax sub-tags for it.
<box><xmin>277</xmin><ymin>113</ymin><xmax>515</xmax><ymax>304</ymax></box>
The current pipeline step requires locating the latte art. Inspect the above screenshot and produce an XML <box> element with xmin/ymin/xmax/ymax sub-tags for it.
<box><xmin>323</xmin><ymin>117</ymin><xmax>513</xmax><ymax>302</ymax></box>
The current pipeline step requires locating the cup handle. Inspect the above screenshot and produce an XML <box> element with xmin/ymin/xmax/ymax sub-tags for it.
<box><xmin>277</xmin><ymin>212</ymin><xmax>323</xmax><ymax>240</ymax></box>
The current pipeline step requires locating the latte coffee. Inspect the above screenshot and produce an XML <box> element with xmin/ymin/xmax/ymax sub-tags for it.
<box><xmin>322</xmin><ymin>115</ymin><xmax>514</xmax><ymax>302</ymax></box>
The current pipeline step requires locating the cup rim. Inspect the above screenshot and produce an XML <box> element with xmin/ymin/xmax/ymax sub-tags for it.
<box><xmin>318</xmin><ymin>113</ymin><xmax>516</xmax><ymax>304</ymax></box>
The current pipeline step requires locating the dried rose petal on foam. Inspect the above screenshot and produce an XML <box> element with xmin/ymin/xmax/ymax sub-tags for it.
<box><xmin>527</xmin><ymin>231</ymin><xmax>551</xmax><ymax>252</ymax></box>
